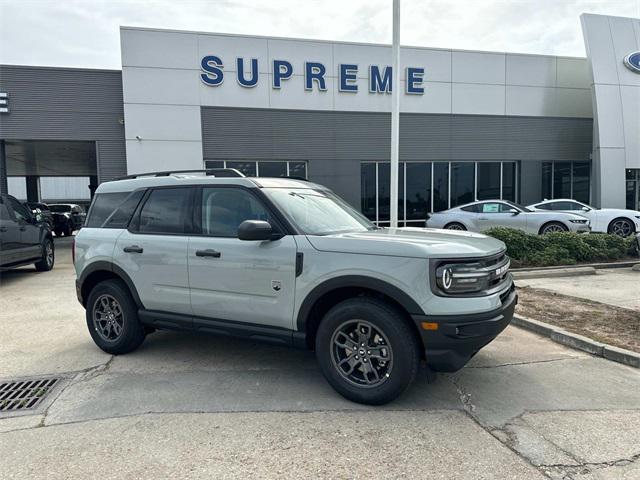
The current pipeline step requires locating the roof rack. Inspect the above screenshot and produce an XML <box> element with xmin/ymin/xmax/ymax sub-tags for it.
<box><xmin>117</xmin><ymin>168</ymin><xmax>245</xmax><ymax>180</ymax></box>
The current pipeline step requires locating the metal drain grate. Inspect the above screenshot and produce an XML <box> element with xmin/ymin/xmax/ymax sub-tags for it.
<box><xmin>0</xmin><ymin>377</ymin><xmax>60</xmax><ymax>412</ymax></box>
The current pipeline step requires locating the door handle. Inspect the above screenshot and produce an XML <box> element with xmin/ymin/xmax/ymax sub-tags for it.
<box><xmin>123</xmin><ymin>245</ymin><xmax>143</xmax><ymax>253</ymax></box>
<box><xmin>479</xmin><ymin>217</ymin><xmax>488</xmax><ymax>220</ymax></box>
<box><xmin>195</xmin><ymin>249</ymin><xmax>221</xmax><ymax>258</ymax></box>
<box><xmin>0</xmin><ymin>227</ymin><xmax>7</xmax><ymax>232</ymax></box>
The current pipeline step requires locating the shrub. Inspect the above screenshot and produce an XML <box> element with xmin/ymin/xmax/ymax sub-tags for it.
<box><xmin>484</xmin><ymin>227</ymin><xmax>639</xmax><ymax>267</ymax></box>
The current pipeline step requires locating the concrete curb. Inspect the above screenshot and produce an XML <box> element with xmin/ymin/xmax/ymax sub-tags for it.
<box><xmin>511</xmin><ymin>259</ymin><xmax>640</xmax><ymax>273</ymax></box>
<box><xmin>512</xmin><ymin>315</ymin><xmax>640</xmax><ymax>369</ymax></box>
<box><xmin>512</xmin><ymin>267</ymin><xmax>596</xmax><ymax>280</ymax></box>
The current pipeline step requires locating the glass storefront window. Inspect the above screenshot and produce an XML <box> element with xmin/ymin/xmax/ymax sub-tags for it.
<box><xmin>553</xmin><ymin>162</ymin><xmax>572</xmax><ymax>199</ymax></box>
<box><xmin>361</xmin><ymin>163</ymin><xmax>376</xmax><ymax>221</ymax></box>
<box><xmin>477</xmin><ymin>162</ymin><xmax>501</xmax><ymax>200</ymax></box>
<box><xmin>572</xmin><ymin>162</ymin><xmax>590</xmax><ymax>204</ymax></box>
<box><xmin>258</xmin><ymin>161</ymin><xmax>287</xmax><ymax>177</ymax></box>
<box><xmin>288</xmin><ymin>161</ymin><xmax>307</xmax><ymax>179</ymax></box>
<box><xmin>226</xmin><ymin>161</ymin><xmax>257</xmax><ymax>176</ymax></box>
<box><xmin>433</xmin><ymin>162</ymin><xmax>449</xmax><ymax>212</ymax></box>
<box><xmin>405</xmin><ymin>163</ymin><xmax>431</xmax><ymax>222</ymax></box>
<box><xmin>541</xmin><ymin>161</ymin><xmax>591</xmax><ymax>203</ymax></box>
<box><xmin>450</xmin><ymin>162</ymin><xmax>475</xmax><ymax>207</ymax></box>
<box><xmin>502</xmin><ymin>162</ymin><xmax>516</xmax><ymax>201</ymax></box>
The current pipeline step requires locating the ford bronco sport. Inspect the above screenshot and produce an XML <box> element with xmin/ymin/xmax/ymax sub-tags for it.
<box><xmin>74</xmin><ymin>169</ymin><xmax>516</xmax><ymax>405</ymax></box>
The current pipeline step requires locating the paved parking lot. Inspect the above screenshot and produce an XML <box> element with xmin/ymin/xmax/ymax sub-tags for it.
<box><xmin>1</xmin><ymin>237</ymin><xmax>639</xmax><ymax>479</ymax></box>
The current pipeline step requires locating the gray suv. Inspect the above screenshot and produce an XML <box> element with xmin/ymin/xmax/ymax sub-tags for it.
<box><xmin>74</xmin><ymin>170</ymin><xmax>516</xmax><ymax>405</ymax></box>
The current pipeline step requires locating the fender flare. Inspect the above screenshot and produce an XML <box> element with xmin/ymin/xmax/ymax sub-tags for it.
<box><xmin>295</xmin><ymin>275</ymin><xmax>425</xmax><ymax>332</ymax></box>
<box><xmin>78</xmin><ymin>260</ymin><xmax>144</xmax><ymax>309</ymax></box>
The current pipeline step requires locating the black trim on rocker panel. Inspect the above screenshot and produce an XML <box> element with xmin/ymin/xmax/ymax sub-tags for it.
<box><xmin>78</xmin><ymin>261</ymin><xmax>145</xmax><ymax>309</ymax></box>
<box><xmin>138</xmin><ymin>309</ymin><xmax>294</xmax><ymax>347</ymax></box>
<box><xmin>296</xmin><ymin>275</ymin><xmax>425</xmax><ymax>332</ymax></box>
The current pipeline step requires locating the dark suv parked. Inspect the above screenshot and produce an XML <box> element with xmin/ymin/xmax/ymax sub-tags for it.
<box><xmin>0</xmin><ymin>194</ymin><xmax>55</xmax><ymax>272</ymax></box>
<box><xmin>25</xmin><ymin>202</ymin><xmax>54</xmax><ymax>228</ymax></box>
<box><xmin>48</xmin><ymin>203</ymin><xmax>86</xmax><ymax>237</ymax></box>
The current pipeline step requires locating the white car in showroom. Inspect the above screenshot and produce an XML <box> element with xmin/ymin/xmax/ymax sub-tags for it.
<box><xmin>426</xmin><ymin>200</ymin><xmax>591</xmax><ymax>234</ymax></box>
<box><xmin>527</xmin><ymin>199</ymin><xmax>640</xmax><ymax>237</ymax></box>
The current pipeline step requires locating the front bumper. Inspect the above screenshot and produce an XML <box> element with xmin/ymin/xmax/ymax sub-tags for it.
<box><xmin>411</xmin><ymin>284</ymin><xmax>517</xmax><ymax>372</ymax></box>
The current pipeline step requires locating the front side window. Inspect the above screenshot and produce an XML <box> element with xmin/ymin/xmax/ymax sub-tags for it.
<box><xmin>6</xmin><ymin>197</ymin><xmax>31</xmax><ymax>222</ymax></box>
<box><xmin>138</xmin><ymin>188</ymin><xmax>190</xmax><ymax>234</ymax></box>
<box><xmin>265</xmin><ymin>188</ymin><xmax>375</xmax><ymax>236</ymax></box>
<box><xmin>480</xmin><ymin>203</ymin><xmax>507</xmax><ymax>213</ymax></box>
<box><xmin>201</xmin><ymin>188</ymin><xmax>274</xmax><ymax>237</ymax></box>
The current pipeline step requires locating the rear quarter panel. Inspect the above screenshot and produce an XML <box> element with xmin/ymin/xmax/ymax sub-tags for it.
<box><xmin>74</xmin><ymin>228</ymin><xmax>124</xmax><ymax>278</ymax></box>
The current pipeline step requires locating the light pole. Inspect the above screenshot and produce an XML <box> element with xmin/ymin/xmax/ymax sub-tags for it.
<box><xmin>389</xmin><ymin>0</ymin><xmax>400</xmax><ymax>228</ymax></box>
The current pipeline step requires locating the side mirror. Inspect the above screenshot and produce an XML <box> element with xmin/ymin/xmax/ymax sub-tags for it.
<box><xmin>508</xmin><ymin>208</ymin><xmax>519</xmax><ymax>215</ymax></box>
<box><xmin>238</xmin><ymin>220</ymin><xmax>273</xmax><ymax>241</ymax></box>
<box><xmin>35</xmin><ymin>212</ymin><xmax>44</xmax><ymax>223</ymax></box>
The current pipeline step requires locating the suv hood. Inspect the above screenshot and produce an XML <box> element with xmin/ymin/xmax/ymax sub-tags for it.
<box><xmin>306</xmin><ymin>227</ymin><xmax>506</xmax><ymax>259</ymax></box>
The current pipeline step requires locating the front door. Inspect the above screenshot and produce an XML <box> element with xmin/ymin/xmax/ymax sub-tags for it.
<box><xmin>5</xmin><ymin>196</ymin><xmax>41</xmax><ymax>261</ymax></box>
<box><xmin>476</xmin><ymin>202</ymin><xmax>528</xmax><ymax>232</ymax></box>
<box><xmin>188</xmin><ymin>186</ymin><xmax>297</xmax><ymax>330</ymax></box>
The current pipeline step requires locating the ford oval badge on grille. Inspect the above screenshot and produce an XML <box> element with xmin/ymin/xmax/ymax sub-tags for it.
<box><xmin>624</xmin><ymin>52</ymin><xmax>640</xmax><ymax>73</ymax></box>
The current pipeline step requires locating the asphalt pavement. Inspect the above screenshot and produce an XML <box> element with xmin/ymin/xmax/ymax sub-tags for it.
<box><xmin>1</xmin><ymin>237</ymin><xmax>639</xmax><ymax>479</ymax></box>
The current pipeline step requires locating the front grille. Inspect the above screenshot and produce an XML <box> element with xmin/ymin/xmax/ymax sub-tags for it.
<box><xmin>0</xmin><ymin>377</ymin><xmax>60</xmax><ymax>412</ymax></box>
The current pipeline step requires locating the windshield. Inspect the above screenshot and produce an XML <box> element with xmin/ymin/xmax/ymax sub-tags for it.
<box><xmin>49</xmin><ymin>205</ymin><xmax>71</xmax><ymax>213</ymax></box>
<box><xmin>264</xmin><ymin>188</ymin><xmax>377</xmax><ymax>235</ymax></box>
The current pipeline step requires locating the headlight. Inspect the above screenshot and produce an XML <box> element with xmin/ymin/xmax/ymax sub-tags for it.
<box><xmin>569</xmin><ymin>219</ymin><xmax>588</xmax><ymax>224</ymax></box>
<box><xmin>432</xmin><ymin>254</ymin><xmax>510</xmax><ymax>296</ymax></box>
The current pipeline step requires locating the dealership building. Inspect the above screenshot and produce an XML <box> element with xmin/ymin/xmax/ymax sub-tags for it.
<box><xmin>1</xmin><ymin>12</ymin><xmax>639</xmax><ymax>223</ymax></box>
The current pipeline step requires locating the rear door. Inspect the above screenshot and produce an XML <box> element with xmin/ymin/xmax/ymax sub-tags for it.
<box><xmin>113</xmin><ymin>187</ymin><xmax>193</xmax><ymax>315</ymax></box>
<box><xmin>187</xmin><ymin>186</ymin><xmax>297</xmax><ymax>330</ymax></box>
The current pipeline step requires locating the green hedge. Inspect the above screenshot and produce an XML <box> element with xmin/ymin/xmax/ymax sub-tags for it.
<box><xmin>485</xmin><ymin>228</ymin><xmax>640</xmax><ymax>267</ymax></box>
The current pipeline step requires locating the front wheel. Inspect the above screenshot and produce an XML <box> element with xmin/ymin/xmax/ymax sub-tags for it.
<box><xmin>85</xmin><ymin>279</ymin><xmax>146</xmax><ymax>355</ymax></box>
<box><xmin>34</xmin><ymin>238</ymin><xmax>54</xmax><ymax>272</ymax></box>
<box><xmin>540</xmin><ymin>222</ymin><xmax>568</xmax><ymax>234</ymax></box>
<box><xmin>608</xmin><ymin>218</ymin><xmax>635</xmax><ymax>237</ymax></box>
<box><xmin>315</xmin><ymin>297</ymin><xmax>421</xmax><ymax>405</ymax></box>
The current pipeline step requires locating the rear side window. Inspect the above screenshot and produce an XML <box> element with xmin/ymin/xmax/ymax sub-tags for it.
<box><xmin>86</xmin><ymin>193</ymin><xmax>129</xmax><ymax>227</ymax></box>
<box><xmin>137</xmin><ymin>188</ymin><xmax>190</xmax><ymax>234</ymax></box>
<box><xmin>535</xmin><ymin>203</ymin><xmax>552</xmax><ymax>210</ymax></box>
<box><xmin>103</xmin><ymin>191</ymin><xmax>145</xmax><ymax>229</ymax></box>
<box><xmin>461</xmin><ymin>204</ymin><xmax>479</xmax><ymax>213</ymax></box>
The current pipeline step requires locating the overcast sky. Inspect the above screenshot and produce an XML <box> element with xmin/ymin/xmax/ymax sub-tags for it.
<box><xmin>1</xmin><ymin>0</ymin><xmax>638</xmax><ymax>69</ymax></box>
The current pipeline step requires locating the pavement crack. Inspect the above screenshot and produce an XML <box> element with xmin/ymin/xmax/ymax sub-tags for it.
<box><xmin>465</xmin><ymin>357</ymin><xmax>581</xmax><ymax>369</ymax></box>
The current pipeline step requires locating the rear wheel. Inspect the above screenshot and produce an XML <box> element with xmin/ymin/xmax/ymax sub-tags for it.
<box><xmin>444</xmin><ymin>222</ymin><xmax>466</xmax><ymax>231</ymax></box>
<box><xmin>86</xmin><ymin>279</ymin><xmax>146</xmax><ymax>355</ymax></box>
<box><xmin>34</xmin><ymin>238</ymin><xmax>54</xmax><ymax>272</ymax></box>
<box><xmin>315</xmin><ymin>297</ymin><xmax>421</xmax><ymax>405</ymax></box>
<box><xmin>540</xmin><ymin>222</ymin><xmax>568</xmax><ymax>234</ymax></box>
<box><xmin>608</xmin><ymin>218</ymin><xmax>635</xmax><ymax>237</ymax></box>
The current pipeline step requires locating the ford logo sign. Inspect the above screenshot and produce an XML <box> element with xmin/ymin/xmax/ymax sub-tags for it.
<box><xmin>623</xmin><ymin>52</ymin><xmax>640</xmax><ymax>73</ymax></box>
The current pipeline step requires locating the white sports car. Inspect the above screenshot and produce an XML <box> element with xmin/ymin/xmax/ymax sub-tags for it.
<box><xmin>527</xmin><ymin>199</ymin><xmax>640</xmax><ymax>237</ymax></box>
<box><xmin>426</xmin><ymin>200</ymin><xmax>591</xmax><ymax>235</ymax></box>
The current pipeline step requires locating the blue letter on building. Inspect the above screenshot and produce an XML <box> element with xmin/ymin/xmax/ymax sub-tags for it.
<box><xmin>272</xmin><ymin>60</ymin><xmax>293</xmax><ymax>89</ymax></box>
<box><xmin>200</xmin><ymin>56</ymin><xmax>224</xmax><ymax>86</ymax></box>
<box><xmin>339</xmin><ymin>64</ymin><xmax>358</xmax><ymax>92</ymax></box>
<box><xmin>237</xmin><ymin>58</ymin><xmax>259</xmax><ymax>87</ymax></box>
<box><xmin>369</xmin><ymin>66</ymin><xmax>392</xmax><ymax>93</ymax></box>
<box><xmin>305</xmin><ymin>62</ymin><xmax>327</xmax><ymax>91</ymax></box>
<box><xmin>406</xmin><ymin>67</ymin><xmax>425</xmax><ymax>94</ymax></box>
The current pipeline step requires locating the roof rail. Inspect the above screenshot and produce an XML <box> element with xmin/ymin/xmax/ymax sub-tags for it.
<box><xmin>116</xmin><ymin>168</ymin><xmax>245</xmax><ymax>180</ymax></box>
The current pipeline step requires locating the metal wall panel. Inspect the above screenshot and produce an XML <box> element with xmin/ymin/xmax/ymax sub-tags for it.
<box><xmin>0</xmin><ymin>65</ymin><xmax>126</xmax><ymax>183</ymax></box>
<box><xmin>201</xmin><ymin>106</ymin><xmax>592</xmax><ymax>207</ymax></box>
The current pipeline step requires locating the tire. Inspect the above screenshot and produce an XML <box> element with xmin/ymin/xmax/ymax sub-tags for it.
<box><xmin>444</xmin><ymin>222</ymin><xmax>467</xmax><ymax>231</ymax></box>
<box><xmin>85</xmin><ymin>279</ymin><xmax>146</xmax><ymax>355</ymax></box>
<box><xmin>64</xmin><ymin>223</ymin><xmax>73</xmax><ymax>237</ymax></box>
<box><xmin>315</xmin><ymin>297</ymin><xmax>421</xmax><ymax>405</ymax></box>
<box><xmin>34</xmin><ymin>237</ymin><xmax>55</xmax><ymax>272</ymax></box>
<box><xmin>539</xmin><ymin>221</ymin><xmax>568</xmax><ymax>235</ymax></box>
<box><xmin>607</xmin><ymin>218</ymin><xmax>635</xmax><ymax>237</ymax></box>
